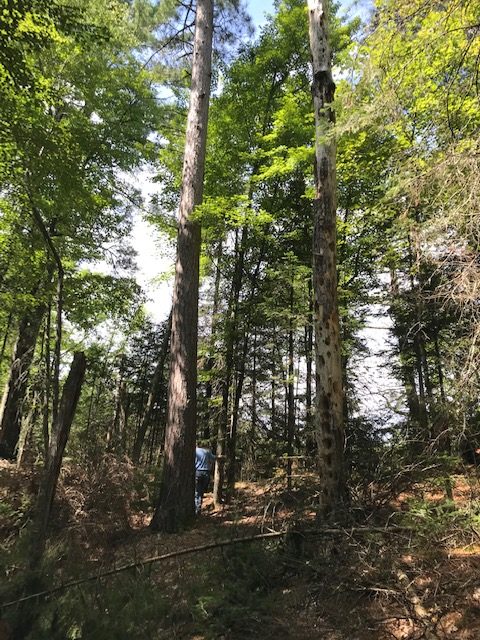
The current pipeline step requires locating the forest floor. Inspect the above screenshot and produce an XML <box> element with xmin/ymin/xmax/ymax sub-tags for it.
<box><xmin>1</xmin><ymin>458</ymin><xmax>480</xmax><ymax>639</ymax></box>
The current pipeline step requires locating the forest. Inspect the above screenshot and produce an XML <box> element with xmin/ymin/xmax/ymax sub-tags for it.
<box><xmin>1</xmin><ymin>0</ymin><xmax>480</xmax><ymax>638</ymax></box>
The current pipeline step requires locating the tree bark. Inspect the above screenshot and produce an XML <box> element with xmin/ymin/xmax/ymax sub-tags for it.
<box><xmin>413</xmin><ymin>335</ymin><xmax>429</xmax><ymax>435</ymax></box>
<box><xmin>287</xmin><ymin>284</ymin><xmax>295</xmax><ymax>491</ymax></box>
<box><xmin>407</xmin><ymin>236</ymin><xmax>429</xmax><ymax>437</ymax></box>
<box><xmin>42</xmin><ymin>305</ymin><xmax>52</xmax><ymax>461</ymax></box>
<box><xmin>151</xmin><ymin>0</ymin><xmax>213</xmax><ymax>532</ymax></box>
<box><xmin>305</xmin><ymin>280</ymin><xmax>315</xmax><ymax>456</ymax></box>
<box><xmin>271</xmin><ymin>341</ymin><xmax>277</xmax><ymax>437</ymax></box>
<box><xmin>0</xmin><ymin>304</ymin><xmax>46</xmax><ymax>459</ymax></box>
<box><xmin>308</xmin><ymin>0</ymin><xmax>346</xmax><ymax>516</ymax></box>
<box><xmin>31</xmin><ymin>351</ymin><xmax>86</xmax><ymax>564</ymax></box>
<box><xmin>16</xmin><ymin>386</ymin><xmax>40</xmax><ymax>468</ymax></box>
<box><xmin>0</xmin><ymin>311</ymin><xmax>12</xmax><ymax>368</ymax></box>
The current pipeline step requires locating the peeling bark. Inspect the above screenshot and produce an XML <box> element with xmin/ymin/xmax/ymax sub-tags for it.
<box><xmin>307</xmin><ymin>0</ymin><xmax>346</xmax><ymax>516</ymax></box>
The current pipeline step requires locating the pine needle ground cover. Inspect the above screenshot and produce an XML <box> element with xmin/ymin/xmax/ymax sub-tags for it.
<box><xmin>1</xmin><ymin>459</ymin><xmax>480</xmax><ymax>639</ymax></box>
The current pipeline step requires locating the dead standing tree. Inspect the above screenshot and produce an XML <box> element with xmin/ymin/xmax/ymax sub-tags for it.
<box><xmin>151</xmin><ymin>0</ymin><xmax>214</xmax><ymax>532</ymax></box>
<box><xmin>307</xmin><ymin>0</ymin><xmax>346</xmax><ymax>516</ymax></box>
<box><xmin>31</xmin><ymin>351</ymin><xmax>87</xmax><ymax>564</ymax></box>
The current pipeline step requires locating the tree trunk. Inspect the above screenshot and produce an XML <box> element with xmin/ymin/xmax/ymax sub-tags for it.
<box><xmin>287</xmin><ymin>284</ymin><xmax>295</xmax><ymax>491</ymax></box>
<box><xmin>0</xmin><ymin>311</ymin><xmax>12</xmax><ymax>369</ymax></box>
<box><xmin>110</xmin><ymin>378</ymin><xmax>128</xmax><ymax>454</ymax></box>
<box><xmin>413</xmin><ymin>335</ymin><xmax>429</xmax><ymax>435</ymax></box>
<box><xmin>407</xmin><ymin>236</ymin><xmax>429</xmax><ymax>438</ymax></box>
<box><xmin>132</xmin><ymin>311</ymin><xmax>172</xmax><ymax>463</ymax></box>
<box><xmin>305</xmin><ymin>280</ymin><xmax>315</xmax><ymax>457</ymax></box>
<box><xmin>308</xmin><ymin>0</ymin><xmax>345</xmax><ymax>516</ymax></box>
<box><xmin>204</xmin><ymin>242</ymin><xmax>223</xmax><ymax>442</ymax></box>
<box><xmin>0</xmin><ymin>304</ymin><xmax>46</xmax><ymax>459</ymax></box>
<box><xmin>433</xmin><ymin>332</ymin><xmax>446</xmax><ymax>403</ymax></box>
<box><xmin>16</xmin><ymin>386</ymin><xmax>40</xmax><ymax>468</ymax></box>
<box><xmin>42</xmin><ymin>305</ymin><xmax>52</xmax><ymax>461</ymax></box>
<box><xmin>31</xmin><ymin>351</ymin><xmax>86</xmax><ymax>564</ymax></box>
<box><xmin>432</xmin><ymin>329</ymin><xmax>450</xmax><ymax>453</ymax></box>
<box><xmin>389</xmin><ymin>268</ymin><xmax>424</xmax><ymax>432</ymax></box>
<box><xmin>107</xmin><ymin>356</ymin><xmax>127</xmax><ymax>453</ymax></box>
<box><xmin>213</xmin><ymin>228</ymin><xmax>245</xmax><ymax>507</ymax></box>
<box><xmin>151</xmin><ymin>0</ymin><xmax>213</xmax><ymax>532</ymax></box>
<box><xmin>225</xmin><ymin>243</ymin><xmax>266</xmax><ymax>499</ymax></box>
<box><xmin>226</xmin><ymin>328</ymin><xmax>249</xmax><ymax>499</ymax></box>
<box><xmin>271</xmin><ymin>341</ymin><xmax>277</xmax><ymax>438</ymax></box>
<box><xmin>247</xmin><ymin>329</ymin><xmax>258</xmax><ymax>479</ymax></box>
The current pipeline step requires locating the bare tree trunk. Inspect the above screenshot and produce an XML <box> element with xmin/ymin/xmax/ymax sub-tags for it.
<box><xmin>107</xmin><ymin>357</ymin><xmax>126</xmax><ymax>452</ymax></box>
<box><xmin>0</xmin><ymin>304</ymin><xmax>45</xmax><ymax>459</ymax></box>
<box><xmin>213</xmin><ymin>379</ymin><xmax>228</xmax><ymax>507</ymax></box>
<box><xmin>151</xmin><ymin>0</ymin><xmax>213</xmax><ymax>532</ymax></box>
<box><xmin>407</xmin><ymin>236</ymin><xmax>430</xmax><ymax>437</ymax></box>
<box><xmin>42</xmin><ymin>305</ymin><xmax>52</xmax><ymax>461</ymax></box>
<box><xmin>287</xmin><ymin>285</ymin><xmax>295</xmax><ymax>491</ymax></box>
<box><xmin>132</xmin><ymin>312</ymin><xmax>172</xmax><ymax>464</ymax></box>
<box><xmin>432</xmin><ymin>329</ymin><xmax>450</xmax><ymax>454</ymax></box>
<box><xmin>308</xmin><ymin>0</ymin><xmax>345</xmax><ymax>516</ymax></box>
<box><xmin>51</xmin><ymin>270</ymin><xmax>63</xmax><ymax>431</ymax></box>
<box><xmin>31</xmin><ymin>352</ymin><xmax>86</xmax><ymax>564</ymax></box>
<box><xmin>413</xmin><ymin>336</ymin><xmax>429</xmax><ymax>434</ymax></box>
<box><xmin>85</xmin><ymin>375</ymin><xmax>97</xmax><ymax>446</ymax></box>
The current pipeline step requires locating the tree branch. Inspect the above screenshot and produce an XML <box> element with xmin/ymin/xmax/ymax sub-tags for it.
<box><xmin>1</xmin><ymin>525</ymin><xmax>413</xmax><ymax>610</ymax></box>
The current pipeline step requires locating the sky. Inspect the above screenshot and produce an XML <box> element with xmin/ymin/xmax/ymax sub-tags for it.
<box><xmin>247</xmin><ymin>0</ymin><xmax>275</xmax><ymax>30</ymax></box>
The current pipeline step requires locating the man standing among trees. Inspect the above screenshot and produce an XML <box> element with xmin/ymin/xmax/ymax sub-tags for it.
<box><xmin>195</xmin><ymin>443</ymin><xmax>216</xmax><ymax>514</ymax></box>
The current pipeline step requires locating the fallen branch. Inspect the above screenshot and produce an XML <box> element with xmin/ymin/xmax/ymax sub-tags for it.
<box><xmin>1</xmin><ymin>524</ymin><xmax>413</xmax><ymax>610</ymax></box>
<box><xmin>1</xmin><ymin>531</ymin><xmax>288</xmax><ymax>609</ymax></box>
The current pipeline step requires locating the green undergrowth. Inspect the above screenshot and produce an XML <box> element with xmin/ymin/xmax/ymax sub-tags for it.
<box><xmin>399</xmin><ymin>496</ymin><xmax>480</xmax><ymax>542</ymax></box>
<box><xmin>1</xmin><ymin>540</ymin><xmax>293</xmax><ymax>640</ymax></box>
<box><xmin>185</xmin><ymin>542</ymin><xmax>288</xmax><ymax>638</ymax></box>
<box><xmin>6</xmin><ymin>573</ymin><xmax>171</xmax><ymax>640</ymax></box>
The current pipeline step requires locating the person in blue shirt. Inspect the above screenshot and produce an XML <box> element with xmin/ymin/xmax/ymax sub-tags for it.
<box><xmin>195</xmin><ymin>445</ymin><xmax>216</xmax><ymax>515</ymax></box>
